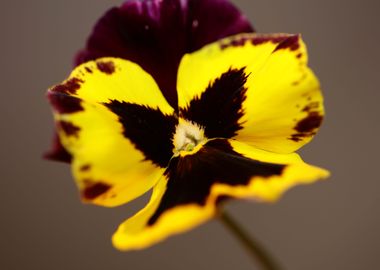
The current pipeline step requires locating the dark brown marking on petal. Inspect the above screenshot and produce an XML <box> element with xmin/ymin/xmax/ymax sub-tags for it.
<box><xmin>148</xmin><ymin>139</ymin><xmax>286</xmax><ymax>225</ymax></box>
<box><xmin>180</xmin><ymin>68</ymin><xmax>248</xmax><ymax>138</ymax></box>
<box><xmin>302</xmin><ymin>102</ymin><xmax>320</xmax><ymax>112</ymax></box>
<box><xmin>105</xmin><ymin>101</ymin><xmax>177</xmax><ymax>168</ymax></box>
<box><xmin>289</xmin><ymin>112</ymin><xmax>323</xmax><ymax>142</ymax></box>
<box><xmin>85</xmin><ymin>67</ymin><xmax>93</xmax><ymax>73</ymax></box>
<box><xmin>82</xmin><ymin>180</ymin><xmax>111</xmax><ymax>200</ymax></box>
<box><xmin>251</xmin><ymin>35</ymin><xmax>289</xmax><ymax>46</ymax></box>
<box><xmin>229</xmin><ymin>36</ymin><xmax>251</xmax><ymax>48</ymax></box>
<box><xmin>57</xmin><ymin>120</ymin><xmax>80</xmax><ymax>137</ymax></box>
<box><xmin>295</xmin><ymin>112</ymin><xmax>323</xmax><ymax>133</ymax></box>
<box><xmin>289</xmin><ymin>133</ymin><xmax>314</xmax><ymax>142</ymax></box>
<box><xmin>47</xmin><ymin>92</ymin><xmax>84</xmax><ymax>114</ymax></box>
<box><xmin>220</xmin><ymin>35</ymin><xmax>289</xmax><ymax>50</ymax></box>
<box><xmin>220</xmin><ymin>37</ymin><xmax>248</xmax><ymax>49</ymax></box>
<box><xmin>96</xmin><ymin>61</ymin><xmax>115</xmax><ymax>74</ymax></box>
<box><xmin>44</xmin><ymin>133</ymin><xmax>73</xmax><ymax>163</ymax></box>
<box><xmin>51</xmin><ymin>78</ymin><xmax>83</xmax><ymax>95</ymax></box>
<box><xmin>292</xmin><ymin>73</ymin><xmax>307</xmax><ymax>86</ymax></box>
<box><xmin>80</xmin><ymin>164</ymin><xmax>91</xmax><ymax>172</ymax></box>
<box><xmin>274</xmin><ymin>35</ymin><xmax>300</xmax><ymax>52</ymax></box>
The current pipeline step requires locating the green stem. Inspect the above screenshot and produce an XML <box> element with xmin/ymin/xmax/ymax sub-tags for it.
<box><xmin>219</xmin><ymin>211</ymin><xmax>282</xmax><ymax>270</ymax></box>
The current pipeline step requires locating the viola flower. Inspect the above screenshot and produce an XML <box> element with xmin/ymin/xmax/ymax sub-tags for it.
<box><xmin>47</xmin><ymin>0</ymin><xmax>329</xmax><ymax>251</ymax></box>
<box><xmin>45</xmin><ymin>0</ymin><xmax>253</xmax><ymax>162</ymax></box>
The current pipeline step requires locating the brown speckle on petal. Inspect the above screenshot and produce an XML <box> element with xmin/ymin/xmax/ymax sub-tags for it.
<box><xmin>220</xmin><ymin>34</ymin><xmax>289</xmax><ymax>50</ymax></box>
<box><xmin>302</xmin><ymin>102</ymin><xmax>320</xmax><ymax>112</ymax></box>
<box><xmin>47</xmin><ymin>92</ymin><xmax>84</xmax><ymax>114</ymax></box>
<box><xmin>82</xmin><ymin>180</ymin><xmax>111</xmax><ymax>200</ymax></box>
<box><xmin>57</xmin><ymin>120</ymin><xmax>80</xmax><ymax>137</ymax></box>
<box><xmin>292</xmin><ymin>81</ymin><xmax>300</xmax><ymax>86</ymax></box>
<box><xmin>251</xmin><ymin>35</ymin><xmax>289</xmax><ymax>46</ymax></box>
<box><xmin>295</xmin><ymin>112</ymin><xmax>323</xmax><ymax>133</ymax></box>
<box><xmin>292</xmin><ymin>73</ymin><xmax>307</xmax><ymax>86</ymax></box>
<box><xmin>290</xmin><ymin>112</ymin><xmax>323</xmax><ymax>142</ymax></box>
<box><xmin>97</xmin><ymin>61</ymin><xmax>116</xmax><ymax>74</ymax></box>
<box><xmin>85</xmin><ymin>67</ymin><xmax>93</xmax><ymax>73</ymax></box>
<box><xmin>274</xmin><ymin>35</ymin><xmax>300</xmax><ymax>52</ymax></box>
<box><xmin>51</xmin><ymin>78</ymin><xmax>83</xmax><ymax>94</ymax></box>
<box><xmin>80</xmin><ymin>164</ymin><xmax>91</xmax><ymax>172</ymax></box>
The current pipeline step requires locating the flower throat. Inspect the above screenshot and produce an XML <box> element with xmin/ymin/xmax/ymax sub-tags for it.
<box><xmin>173</xmin><ymin>119</ymin><xmax>206</xmax><ymax>155</ymax></box>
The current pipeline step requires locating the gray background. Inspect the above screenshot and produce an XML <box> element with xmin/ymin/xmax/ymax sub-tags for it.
<box><xmin>1</xmin><ymin>0</ymin><xmax>379</xmax><ymax>269</ymax></box>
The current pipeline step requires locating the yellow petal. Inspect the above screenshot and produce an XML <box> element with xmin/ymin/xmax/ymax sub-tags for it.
<box><xmin>53</xmin><ymin>57</ymin><xmax>173</xmax><ymax>115</ymax></box>
<box><xmin>48</xmin><ymin>58</ymin><xmax>176</xmax><ymax>207</ymax></box>
<box><xmin>177</xmin><ymin>33</ymin><xmax>324</xmax><ymax>153</ymax></box>
<box><xmin>112</xmin><ymin>139</ymin><xmax>329</xmax><ymax>250</ymax></box>
<box><xmin>112</xmin><ymin>176</ymin><xmax>215</xmax><ymax>251</ymax></box>
<box><xmin>214</xmin><ymin>139</ymin><xmax>330</xmax><ymax>202</ymax></box>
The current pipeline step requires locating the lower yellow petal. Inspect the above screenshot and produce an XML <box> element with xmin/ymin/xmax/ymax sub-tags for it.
<box><xmin>219</xmin><ymin>140</ymin><xmax>330</xmax><ymax>202</ymax></box>
<box><xmin>112</xmin><ymin>177</ymin><xmax>215</xmax><ymax>250</ymax></box>
<box><xmin>112</xmin><ymin>139</ymin><xmax>329</xmax><ymax>250</ymax></box>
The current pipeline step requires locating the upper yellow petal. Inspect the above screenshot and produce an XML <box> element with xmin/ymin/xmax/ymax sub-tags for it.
<box><xmin>177</xmin><ymin>33</ymin><xmax>325</xmax><ymax>153</ymax></box>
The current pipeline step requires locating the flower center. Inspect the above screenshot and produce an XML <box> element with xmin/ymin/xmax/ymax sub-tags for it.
<box><xmin>173</xmin><ymin>119</ymin><xmax>206</xmax><ymax>155</ymax></box>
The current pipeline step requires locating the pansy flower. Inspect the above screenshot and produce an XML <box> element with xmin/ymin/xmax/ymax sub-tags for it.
<box><xmin>45</xmin><ymin>0</ymin><xmax>253</xmax><ymax>162</ymax></box>
<box><xmin>47</xmin><ymin>0</ymin><xmax>329</xmax><ymax>251</ymax></box>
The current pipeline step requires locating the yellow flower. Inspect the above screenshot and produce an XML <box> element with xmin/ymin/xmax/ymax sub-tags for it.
<box><xmin>48</xmin><ymin>32</ymin><xmax>329</xmax><ymax>250</ymax></box>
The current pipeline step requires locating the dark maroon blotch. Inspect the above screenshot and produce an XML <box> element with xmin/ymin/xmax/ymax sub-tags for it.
<box><xmin>97</xmin><ymin>61</ymin><xmax>116</xmax><ymax>74</ymax></box>
<box><xmin>224</xmin><ymin>36</ymin><xmax>251</xmax><ymax>48</ymax></box>
<box><xmin>220</xmin><ymin>35</ymin><xmax>289</xmax><ymax>50</ymax></box>
<box><xmin>289</xmin><ymin>111</ymin><xmax>323</xmax><ymax>142</ymax></box>
<box><xmin>51</xmin><ymin>78</ymin><xmax>83</xmax><ymax>95</ymax></box>
<box><xmin>295</xmin><ymin>112</ymin><xmax>323</xmax><ymax>133</ymax></box>
<box><xmin>180</xmin><ymin>67</ymin><xmax>249</xmax><ymax>139</ymax></box>
<box><xmin>105</xmin><ymin>101</ymin><xmax>178</xmax><ymax>168</ymax></box>
<box><xmin>82</xmin><ymin>181</ymin><xmax>111</xmax><ymax>200</ymax></box>
<box><xmin>57</xmin><ymin>121</ymin><xmax>80</xmax><ymax>137</ymax></box>
<box><xmin>274</xmin><ymin>35</ymin><xmax>300</xmax><ymax>52</ymax></box>
<box><xmin>47</xmin><ymin>92</ymin><xmax>84</xmax><ymax>114</ymax></box>
<box><xmin>43</xmin><ymin>133</ymin><xmax>72</xmax><ymax>162</ymax></box>
<box><xmin>251</xmin><ymin>35</ymin><xmax>288</xmax><ymax>46</ymax></box>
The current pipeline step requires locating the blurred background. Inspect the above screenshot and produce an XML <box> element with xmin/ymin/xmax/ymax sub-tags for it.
<box><xmin>1</xmin><ymin>0</ymin><xmax>379</xmax><ymax>269</ymax></box>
